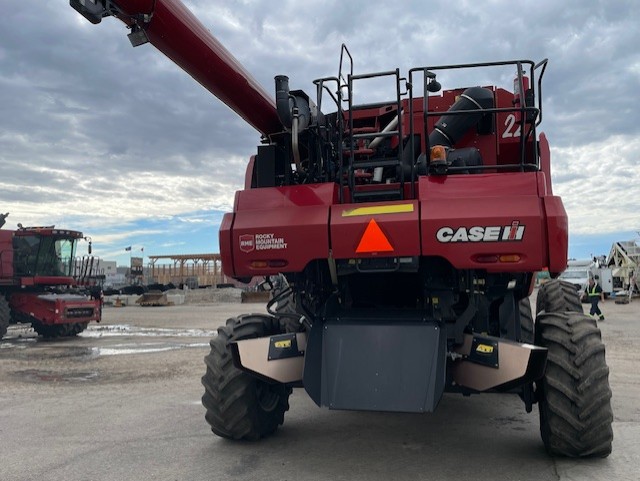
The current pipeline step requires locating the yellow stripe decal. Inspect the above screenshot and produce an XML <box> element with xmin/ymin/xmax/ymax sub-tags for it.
<box><xmin>342</xmin><ymin>204</ymin><xmax>414</xmax><ymax>217</ymax></box>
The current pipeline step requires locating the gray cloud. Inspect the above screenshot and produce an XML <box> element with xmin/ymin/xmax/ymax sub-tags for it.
<box><xmin>1</xmin><ymin>0</ymin><xmax>639</xmax><ymax>249</ymax></box>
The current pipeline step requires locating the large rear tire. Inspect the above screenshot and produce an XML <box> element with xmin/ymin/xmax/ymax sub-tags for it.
<box><xmin>536</xmin><ymin>280</ymin><xmax>583</xmax><ymax>315</ymax></box>
<box><xmin>536</xmin><ymin>311</ymin><xmax>613</xmax><ymax>457</ymax></box>
<box><xmin>519</xmin><ymin>297</ymin><xmax>534</xmax><ymax>343</ymax></box>
<box><xmin>201</xmin><ymin>314</ymin><xmax>292</xmax><ymax>440</ymax></box>
<box><xmin>0</xmin><ymin>297</ymin><xmax>10</xmax><ymax>339</ymax></box>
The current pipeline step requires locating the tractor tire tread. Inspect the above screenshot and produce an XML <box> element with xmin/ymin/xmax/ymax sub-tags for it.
<box><xmin>519</xmin><ymin>297</ymin><xmax>534</xmax><ymax>343</ymax></box>
<box><xmin>31</xmin><ymin>321</ymin><xmax>88</xmax><ymax>338</ymax></box>
<box><xmin>536</xmin><ymin>280</ymin><xmax>583</xmax><ymax>315</ymax></box>
<box><xmin>201</xmin><ymin>315</ymin><xmax>291</xmax><ymax>440</ymax></box>
<box><xmin>536</xmin><ymin>311</ymin><xmax>613</xmax><ymax>457</ymax></box>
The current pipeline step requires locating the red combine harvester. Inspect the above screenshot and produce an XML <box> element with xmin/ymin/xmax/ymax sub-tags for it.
<box><xmin>0</xmin><ymin>213</ymin><xmax>102</xmax><ymax>339</ymax></box>
<box><xmin>71</xmin><ymin>0</ymin><xmax>613</xmax><ymax>457</ymax></box>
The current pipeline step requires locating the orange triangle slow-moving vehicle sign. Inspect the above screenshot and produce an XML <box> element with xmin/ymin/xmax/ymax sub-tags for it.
<box><xmin>356</xmin><ymin>219</ymin><xmax>394</xmax><ymax>253</ymax></box>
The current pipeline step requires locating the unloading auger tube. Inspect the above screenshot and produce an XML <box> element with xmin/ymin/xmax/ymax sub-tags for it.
<box><xmin>70</xmin><ymin>0</ymin><xmax>282</xmax><ymax>137</ymax></box>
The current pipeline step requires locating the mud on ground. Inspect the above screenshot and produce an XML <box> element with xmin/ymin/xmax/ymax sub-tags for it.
<box><xmin>0</xmin><ymin>294</ymin><xmax>639</xmax><ymax>481</ymax></box>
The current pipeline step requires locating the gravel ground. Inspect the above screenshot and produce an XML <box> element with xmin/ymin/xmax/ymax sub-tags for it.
<box><xmin>0</xmin><ymin>291</ymin><xmax>638</xmax><ymax>481</ymax></box>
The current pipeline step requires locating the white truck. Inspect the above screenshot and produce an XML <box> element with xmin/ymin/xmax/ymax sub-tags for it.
<box><xmin>559</xmin><ymin>258</ymin><xmax>613</xmax><ymax>296</ymax></box>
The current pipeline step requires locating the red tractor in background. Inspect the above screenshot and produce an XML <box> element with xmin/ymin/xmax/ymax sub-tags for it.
<box><xmin>71</xmin><ymin>0</ymin><xmax>613</xmax><ymax>457</ymax></box>
<box><xmin>0</xmin><ymin>213</ymin><xmax>102</xmax><ymax>339</ymax></box>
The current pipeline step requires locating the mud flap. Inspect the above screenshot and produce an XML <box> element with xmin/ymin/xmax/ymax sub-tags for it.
<box><xmin>231</xmin><ymin>333</ymin><xmax>307</xmax><ymax>384</ymax></box>
<box><xmin>303</xmin><ymin>320</ymin><xmax>447</xmax><ymax>413</ymax></box>
<box><xmin>451</xmin><ymin>334</ymin><xmax>547</xmax><ymax>391</ymax></box>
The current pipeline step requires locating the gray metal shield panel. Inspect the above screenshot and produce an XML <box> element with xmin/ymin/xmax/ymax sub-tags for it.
<box><xmin>320</xmin><ymin>322</ymin><xmax>446</xmax><ymax>413</ymax></box>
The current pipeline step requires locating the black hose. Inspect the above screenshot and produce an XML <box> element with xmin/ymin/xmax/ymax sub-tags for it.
<box><xmin>429</xmin><ymin>86</ymin><xmax>494</xmax><ymax>148</ymax></box>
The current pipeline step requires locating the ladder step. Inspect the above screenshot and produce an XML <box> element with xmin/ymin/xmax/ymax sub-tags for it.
<box><xmin>352</xmin><ymin>131</ymin><xmax>399</xmax><ymax>140</ymax></box>
<box><xmin>352</xmin><ymin>158</ymin><xmax>400</xmax><ymax>169</ymax></box>
<box><xmin>353</xmin><ymin>170</ymin><xmax>373</xmax><ymax>179</ymax></box>
<box><xmin>350</xmin><ymin>102</ymin><xmax>399</xmax><ymax>111</ymax></box>
<box><xmin>352</xmin><ymin>189</ymin><xmax>403</xmax><ymax>202</ymax></box>
<box><xmin>345</xmin><ymin>127</ymin><xmax>378</xmax><ymax>135</ymax></box>
<box><xmin>343</xmin><ymin>148</ymin><xmax>374</xmax><ymax>157</ymax></box>
<box><xmin>343</xmin><ymin>67</ymin><xmax>406</xmax><ymax>204</ymax></box>
<box><xmin>351</xmin><ymin>70</ymin><xmax>398</xmax><ymax>81</ymax></box>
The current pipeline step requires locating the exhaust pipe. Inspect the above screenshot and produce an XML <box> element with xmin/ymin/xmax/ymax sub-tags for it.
<box><xmin>275</xmin><ymin>75</ymin><xmax>312</xmax><ymax>172</ymax></box>
<box><xmin>275</xmin><ymin>75</ymin><xmax>311</xmax><ymax>131</ymax></box>
<box><xmin>275</xmin><ymin>75</ymin><xmax>293</xmax><ymax>129</ymax></box>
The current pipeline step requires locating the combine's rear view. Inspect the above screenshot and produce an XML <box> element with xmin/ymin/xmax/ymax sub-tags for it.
<box><xmin>71</xmin><ymin>0</ymin><xmax>613</xmax><ymax>457</ymax></box>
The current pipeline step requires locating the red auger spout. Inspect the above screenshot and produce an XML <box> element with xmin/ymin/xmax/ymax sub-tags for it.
<box><xmin>72</xmin><ymin>0</ymin><xmax>282</xmax><ymax>136</ymax></box>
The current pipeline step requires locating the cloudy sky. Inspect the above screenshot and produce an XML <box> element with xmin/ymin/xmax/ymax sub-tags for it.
<box><xmin>1</xmin><ymin>0</ymin><xmax>639</xmax><ymax>266</ymax></box>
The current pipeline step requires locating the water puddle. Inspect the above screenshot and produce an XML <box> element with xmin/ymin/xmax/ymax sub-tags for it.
<box><xmin>92</xmin><ymin>342</ymin><xmax>210</xmax><ymax>356</ymax></box>
<box><xmin>0</xmin><ymin>340</ymin><xmax>34</xmax><ymax>350</ymax></box>
<box><xmin>80</xmin><ymin>325</ymin><xmax>218</xmax><ymax>339</ymax></box>
<box><xmin>1</xmin><ymin>326</ymin><xmax>37</xmax><ymax>345</ymax></box>
<box><xmin>1</xmin><ymin>324</ymin><xmax>215</xmax><ymax>359</ymax></box>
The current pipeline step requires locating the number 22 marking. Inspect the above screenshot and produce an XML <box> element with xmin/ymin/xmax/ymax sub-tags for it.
<box><xmin>502</xmin><ymin>114</ymin><xmax>521</xmax><ymax>138</ymax></box>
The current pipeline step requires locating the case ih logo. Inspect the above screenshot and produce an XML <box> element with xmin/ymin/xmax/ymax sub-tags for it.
<box><xmin>239</xmin><ymin>234</ymin><xmax>255</xmax><ymax>253</ymax></box>
<box><xmin>437</xmin><ymin>221</ymin><xmax>525</xmax><ymax>243</ymax></box>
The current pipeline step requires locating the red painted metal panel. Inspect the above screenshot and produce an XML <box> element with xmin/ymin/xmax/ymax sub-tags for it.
<box><xmin>538</xmin><ymin>133</ymin><xmax>553</xmax><ymax>195</ymax></box>
<box><xmin>420</xmin><ymin>174</ymin><xmax>548</xmax><ymax>272</ymax></box>
<box><xmin>236</xmin><ymin>183</ymin><xmax>337</xmax><ymax>210</ymax></box>
<box><xmin>543</xmin><ymin>196</ymin><xmax>569</xmax><ymax>274</ymax></box>
<box><xmin>226</xmin><ymin>173</ymin><xmax>566</xmax><ymax>276</ymax></box>
<box><xmin>219</xmin><ymin>213</ymin><xmax>235</xmax><ymax>278</ymax></box>
<box><xmin>229</xmin><ymin>184</ymin><xmax>336</xmax><ymax>276</ymax></box>
<box><xmin>232</xmin><ymin>206</ymin><xmax>330</xmax><ymax>276</ymax></box>
<box><xmin>331</xmin><ymin>201</ymin><xmax>421</xmax><ymax>259</ymax></box>
<box><xmin>9</xmin><ymin>293</ymin><xmax>101</xmax><ymax>325</ymax></box>
<box><xmin>418</xmin><ymin>172</ymin><xmax>539</xmax><ymax>199</ymax></box>
<box><xmin>0</xmin><ymin>230</ymin><xmax>13</xmax><ymax>281</ymax></box>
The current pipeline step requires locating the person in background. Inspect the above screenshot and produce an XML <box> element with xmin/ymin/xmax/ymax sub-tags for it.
<box><xmin>583</xmin><ymin>275</ymin><xmax>605</xmax><ymax>321</ymax></box>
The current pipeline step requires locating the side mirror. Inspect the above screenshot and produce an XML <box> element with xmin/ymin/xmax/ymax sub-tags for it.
<box><xmin>88</xmin><ymin>241</ymin><xmax>92</xmax><ymax>255</ymax></box>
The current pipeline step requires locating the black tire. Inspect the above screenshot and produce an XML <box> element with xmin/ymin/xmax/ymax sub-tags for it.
<box><xmin>519</xmin><ymin>297</ymin><xmax>534</xmax><ymax>343</ymax></box>
<box><xmin>67</xmin><ymin>322</ymin><xmax>89</xmax><ymax>336</ymax></box>
<box><xmin>201</xmin><ymin>314</ymin><xmax>292</xmax><ymax>440</ymax></box>
<box><xmin>536</xmin><ymin>280</ymin><xmax>583</xmax><ymax>315</ymax></box>
<box><xmin>535</xmin><ymin>311</ymin><xmax>613</xmax><ymax>457</ymax></box>
<box><xmin>0</xmin><ymin>297</ymin><xmax>10</xmax><ymax>339</ymax></box>
<box><xmin>271</xmin><ymin>276</ymin><xmax>301</xmax><ymax>333</ymax></box>
<box><xmin>32</xmin><ymin>321</ymin><xmax>88</xmax><ymax>338</ymax></box>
